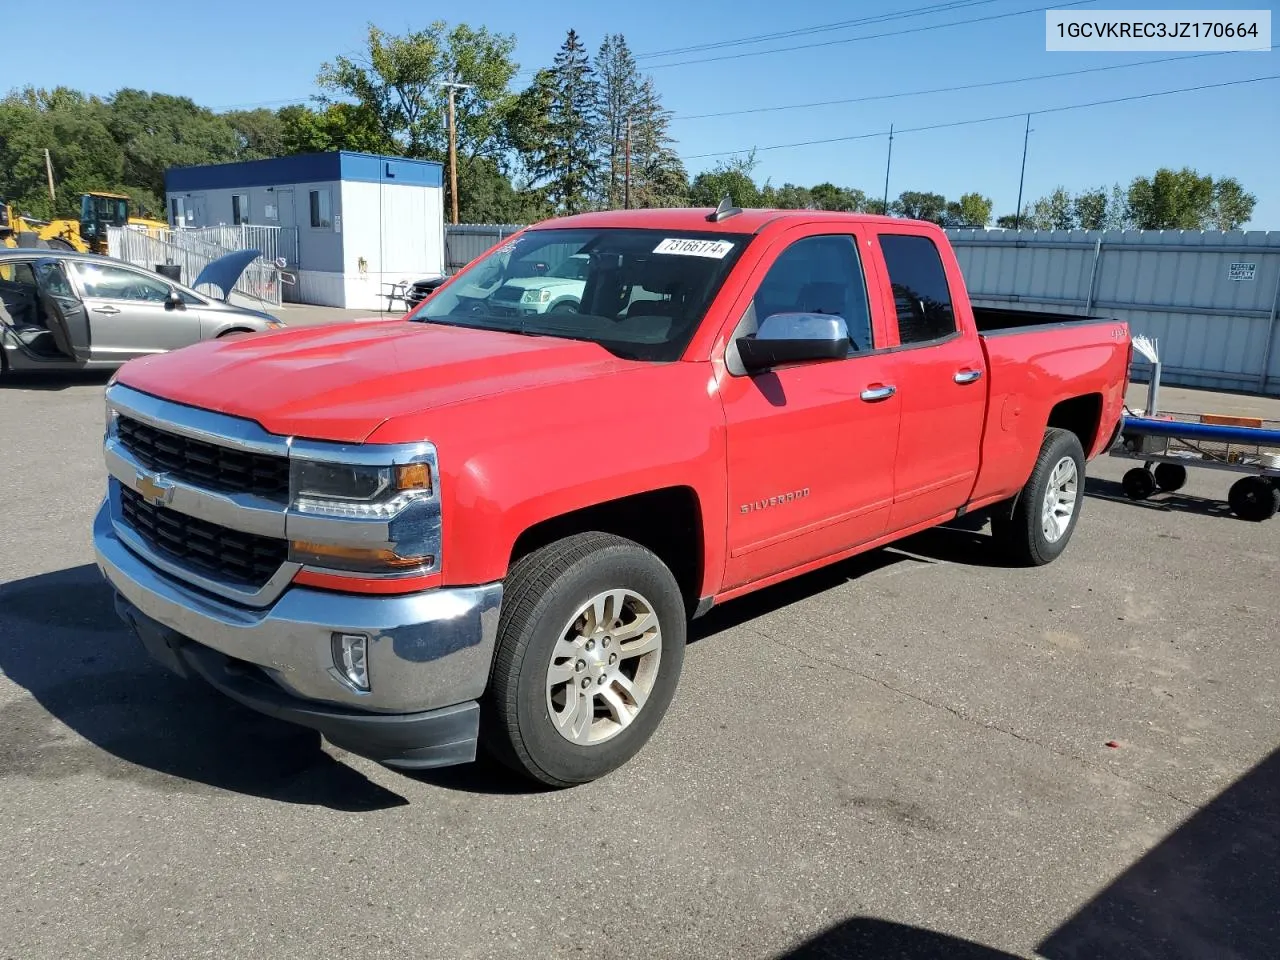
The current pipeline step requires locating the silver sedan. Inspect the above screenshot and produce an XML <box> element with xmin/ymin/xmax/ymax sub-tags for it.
<box><xmin>0</xmin><ymin>248</ymin><xmax>283</xmax><ymax>375</ymax></box>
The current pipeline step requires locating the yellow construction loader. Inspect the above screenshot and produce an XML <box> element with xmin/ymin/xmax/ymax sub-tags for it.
<box><xmin>0</xmin><ymin>192</ymin><xmax>166</xmax><ymax>253</ymax></box>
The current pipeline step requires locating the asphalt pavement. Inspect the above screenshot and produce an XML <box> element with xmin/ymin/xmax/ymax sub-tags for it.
<box><xmin>1</xmin><ymin>369</ymin><xmax>1276</xmax><ymax>960</ymax></box>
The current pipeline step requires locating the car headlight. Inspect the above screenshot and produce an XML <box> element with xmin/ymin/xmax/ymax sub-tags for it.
<box><xmin>290</xmin><ymin>460</ymin><xmax>431</xmax><ymax>518</ymax></box>
<box><xmin>521</xmin><ymin>289</ymin><xmax>552</xmax><ymax>304</ymax></box>
<box><xmin>287</xmin><ymin>456</ymin><xmax>438</xmax><ymax>575</ymax></box>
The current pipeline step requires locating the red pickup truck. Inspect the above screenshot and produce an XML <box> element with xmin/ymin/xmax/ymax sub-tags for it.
<box><xmin>94</xmin><ymin>206</ymin><xmax>1130</xmax><ymax>786</ymax></box>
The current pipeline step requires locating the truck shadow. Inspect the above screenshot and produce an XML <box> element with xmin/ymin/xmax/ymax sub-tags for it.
<box><xmin>0</xmin><ymin>564</ymin><xmax>408</xmax><ymax>810</ymax></box>
<box><xmin>1085</xmin><ymin>476</ymin><xmax>1235</xmax><ymax>519</ymax></box>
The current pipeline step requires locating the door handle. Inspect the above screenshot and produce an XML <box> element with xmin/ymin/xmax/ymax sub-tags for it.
<box><xmin>954</xmin><ymin>368</ymin><xmax>983</xmax><ymax>384</ymax></box>
<box><xmin>92</xmin><ymin>305</ymin><xmax>120</xmax><ymax>315</ymax></box>
<box><xmin>860</xmin><ymin>384</ymin><xmax>896</xmax><ymax>402</ymax></box>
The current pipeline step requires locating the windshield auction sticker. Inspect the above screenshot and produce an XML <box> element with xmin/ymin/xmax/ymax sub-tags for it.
<box><xmin>653</xmin><ymin>238</ymin><xmax>736</xmax><ymax>259</ymax></box>
<box><xmin>1047</xmin><ymin>9</ymin><xmax>1270</xmax><ymax>50</ymax></box>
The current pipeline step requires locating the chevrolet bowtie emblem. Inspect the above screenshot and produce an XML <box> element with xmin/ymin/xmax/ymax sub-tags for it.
<box><xmin>135</xmin><ymin>471</ymin><xmax>175</xmax><ymax>506</ymax></box>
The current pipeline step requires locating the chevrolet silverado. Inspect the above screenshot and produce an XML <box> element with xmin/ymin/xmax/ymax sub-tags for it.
<box><xmin>94</xmin><ymin>205</ymin><xmax>1130</xmax><ymax>787</ymax></box>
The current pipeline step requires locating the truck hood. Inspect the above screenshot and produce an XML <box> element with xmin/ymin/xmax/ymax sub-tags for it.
<box><xmin>116</xmin><ymin>320</ymin><xmax>633</xmax><ymax>443</ymax></box>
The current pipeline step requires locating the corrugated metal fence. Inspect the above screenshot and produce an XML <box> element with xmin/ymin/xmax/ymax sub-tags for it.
<box><xmin>108</xmin><ymin>225</ymin><xmax>283</xmax><ymax>306</ymax></box>
<box><xmin>945</xmin><ymin>228</ymin><xmax>1280</xmax><ymax>395</ymax></box>
<box><xmin>444</xmin><ymin>223</ymin><xmax>522</xmax><ymax>273</ymax></box>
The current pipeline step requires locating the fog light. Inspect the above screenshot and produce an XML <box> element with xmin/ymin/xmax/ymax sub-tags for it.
<box><xmin>332</xmin><ymin>633</ymin><xmax>370</xmax><ymax>691</ymax></box>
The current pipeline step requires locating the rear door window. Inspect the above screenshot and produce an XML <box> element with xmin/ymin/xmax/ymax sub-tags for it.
<box><xmin>877</xmin><ymin>234</ymin><xmax>956</xmax><ymax>345</ymax></box>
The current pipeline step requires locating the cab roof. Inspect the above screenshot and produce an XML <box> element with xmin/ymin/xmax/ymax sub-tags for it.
<box><xmin>534</xmin><ymin>207</ymin><xmax>914</xmax><ymax>234</ymax></box>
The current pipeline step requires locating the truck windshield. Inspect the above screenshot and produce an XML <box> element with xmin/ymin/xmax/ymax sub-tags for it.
<box><xmin>410</xmin><ymin>228</ymin><xmax>751</xmax><ymax>361</ymax></box>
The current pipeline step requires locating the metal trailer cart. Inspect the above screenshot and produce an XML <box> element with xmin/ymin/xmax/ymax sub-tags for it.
<box><xmin>1111</xmin><ymin>336</ymin><xmax>1280</xmax><ymax>521</ymax></box>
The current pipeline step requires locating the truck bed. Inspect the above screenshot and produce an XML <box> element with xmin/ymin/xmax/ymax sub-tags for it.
<box><xmin>972</xmin><ymin>306</ymin><xmax>1105</xmax><ymax>334</ymax></box>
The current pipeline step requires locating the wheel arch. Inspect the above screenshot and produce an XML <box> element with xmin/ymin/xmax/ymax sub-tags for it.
<box><xmin>508</xmin><ymin>486</ymin><xmax>705</xmax><ymax>616</ymax></box>
<box><xmin>1047</xmin><ymin>393</ymin><xmax>1104</xmax><ymax>458</ymax></box>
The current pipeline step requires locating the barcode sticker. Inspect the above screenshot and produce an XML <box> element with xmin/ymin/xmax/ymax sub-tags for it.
<box><xmin>653</xmin><ymin>238</ymin><xmax>735</xmax><ymax>259</ymax></box>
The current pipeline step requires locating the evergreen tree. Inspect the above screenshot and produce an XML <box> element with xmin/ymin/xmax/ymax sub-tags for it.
<box><xmin>527</xmin><ymin>29</ymin><xmax>601</xmax><ymax>215</ymax></box>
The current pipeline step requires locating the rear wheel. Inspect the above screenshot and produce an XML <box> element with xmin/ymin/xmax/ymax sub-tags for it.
<box><xmin>1227</xmin><ymin>476</ymin><xmax>1279</xmax><ymax>522</ymax></box>
<box><xmin>45</xmin><ymin>237</ymin><xmax>75</xmax><ymax>252</ymax></box>
<box><xmin>484</xmin><ymin>532</ymin><xmax>686</xmax><ymax>787</ymax></box>
<box><xmin>990</xmin><ymin>428</ymin><xmax>1085</xmax><ymax>566</ymax></box>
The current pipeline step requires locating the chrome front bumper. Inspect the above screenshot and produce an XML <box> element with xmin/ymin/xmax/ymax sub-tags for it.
<box><xmin>93</xmin><ymin>500</ymin><xmax>502</xmax><ymax>716</ymax></box>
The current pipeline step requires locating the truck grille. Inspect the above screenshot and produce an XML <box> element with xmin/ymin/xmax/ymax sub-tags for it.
<box><xmin>120</xmin><ymin>486</ymin><xmax>288</xmax><ymax>589</ymax></box>
<box><xmin>492</xmin><ymin>285</ymin><xmax>524</xmax><ymax>303</ymax></box>
<box><xmin>118</xmin><ymin>416</ymin><xmax>290</xmax><ymax>498</ymax></box>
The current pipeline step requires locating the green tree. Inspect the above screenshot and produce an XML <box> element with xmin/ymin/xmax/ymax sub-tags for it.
<box><xmin>1127</xmin><ymin>167</ymin><xmax>1214</xmax><ymax>230</ymax></box>
<box><xmin>595</xmin><ymin>34</ymin><xmax>639</xmax><ymax>209</ymax></box>
<box><xmin>688</xmin><ymin>153</ymin><xmax>762</xmax><ymax>208</ymax></box>
<box><xmin>105</xmin><ymin>89</ymin><xmax>241</xmax><ymax>209</ymax></box>
<box><xmin>891</xmin><ymin>190</ymin><xmax>947</xmax><ymax>223</ymax></box>
<box><xmin>1208</xmin><ymin>177</ymin><xmax>1256</xmax><ymax>231</ymax></box>
<box><xmin>524</xmin><ymin>30</ymin><xmax>601</xmax><ymax>215</ymax></box>
<box><xmin>278</xmin><ymin>103</ymin><xmax>393</xmax><ymax>155</ymax></box>
<box><xmin>315</xmin><ymin>21</ymin><xmax>520</xmax><ymax>215</ymax></box>
<box><xmin>811</xmin><ymin>182</ymin><xmax>866</xmax><ymax>212</ymax></box>
<box><xmin>1072</xmin><ymin>186</ymin><xmax>1109</xmax><ymax>230</ymax></box>
<box><xmin>627</xmin><ymin>76</ymin><xmax>686</xmax><ymax>209</ymax></box>
<box><xmin>223</xmin><ymin>108</ymin><xmax>287</xmax><ymax>159</ymax></box>
<box><xmin>944</xmin><ymin>192</ymin><xmax>992</xmax><ymax>227</ymax></box>
<box><xmin>1026</xmin><ymin>186</ymin><xmax>1076</xmax><ymax>230</ymax></box>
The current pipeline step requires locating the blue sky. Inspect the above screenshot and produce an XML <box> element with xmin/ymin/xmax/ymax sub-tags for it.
<box><xmin>10</xmin><ymin>0</ymin><xmax>1279</xmax><ymax>226</ymax></box>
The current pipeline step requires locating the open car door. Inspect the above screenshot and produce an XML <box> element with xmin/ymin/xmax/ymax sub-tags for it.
<box><xmin>34</xmin><ymin>259</ymin><xmax>91</xmax><ymax>362</ymax></box>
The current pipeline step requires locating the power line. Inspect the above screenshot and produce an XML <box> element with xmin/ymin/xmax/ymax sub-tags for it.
<box><xmin>670</xmin><ymin>47</ymin><xmax>1270</xmax><ymax>121</ymax></box>
<box><xmin>635</xmin><ymin>0</ymin><xmax>1098</xmax><ymax>71</ymax></box>
<box><xmin>682</xmin><ymin>74</ymin><xmax>1280</xmax><ymax>160</ymax></box>
<box><xmin>631</xmin><ymin>0</ymin><xmax>1004</xmax><ymax>60</ymax></box>
<box><xmin>511</xmin><ymin>0</ymin><xmax>1096</xmax><ymax>81</ymax></box>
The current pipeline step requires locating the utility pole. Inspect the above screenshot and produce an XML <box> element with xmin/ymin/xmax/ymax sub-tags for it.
<box><xmin>1014</xmin><ymin>113</ymin><xmax>1032</xmax><ymax>230</ymax></box>
<box><xmin>438</xmin><ymin>81</ymin><xmax>473</xmax><ymax>225</ymax></box>
<box><xmin>44</xmin><ymin>148</ymin><xmax>56</xmax><ymax>204</ymax></box>
<box><xmin>623</xmin><ymin>118</ymin><xmax>632</xmax><ymax>210</ymax></box>
<box><xmin>881</xmin><ymin>124</ymin><xmax>893</xmax><ymax>215</ymax></box>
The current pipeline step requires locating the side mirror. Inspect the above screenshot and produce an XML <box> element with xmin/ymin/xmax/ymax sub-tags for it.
<box><xmin>736</xmin><ymin>312</ymin><xmax>851</xmax><ymax>373</ymax></box>
<box><xmin>166</xmin><ymin>289</ymin><xmax>184</xmax><ymax>309</ymax></box>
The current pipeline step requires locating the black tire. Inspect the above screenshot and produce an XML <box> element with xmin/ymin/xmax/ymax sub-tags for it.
<box><xmin>484</xmin><ymin>532</ymin><xmax>686</xmax><ymax>787</ymax></box>
<box><xmin>45</xmin><ymin>237</ymin><xmax>75</xmax><ymax>252</ymax></box>
<box><xmin>1122</xmin><ymin>467</ymin><xmax>1157</xmax><ymax>500</ymax></box>
<box><xmin>990</xmin><ymin>428</ymin><xmax>1086</xmax><ymax>567</ymax></box>
<box><xmin>1227</xmin><ymin>476</ymin><xmax>1279</xmax><ymax>522</ymax></box>
<box><xmin>1152</xmin><ymin>463</ymin><xmax>1187</xmax><ymax>492</ymax></box>
<box><xmin>549</xmin><ymin>300</ymin><xmax>579</xmax><ymax>314</ymax></box>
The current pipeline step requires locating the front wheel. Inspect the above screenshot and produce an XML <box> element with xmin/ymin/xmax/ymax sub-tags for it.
<box><xmin>990</xmin><ymin>428</ymin><xmax>1085</xmax><ymax>566</ymax></box>
<box><xmin>484</xmin><ymin>532</ymin><xmax>686</xmax><ymax>787</ymax></box>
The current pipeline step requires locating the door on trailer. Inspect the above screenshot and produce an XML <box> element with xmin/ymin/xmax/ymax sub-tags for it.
<box><xmin>275</xmin><ymin>189</ymin><xmax>299</xmax><ymax>301</ymax></box>
<box><xmin>873</xmin><ymin>231</ymin><xmax>987</xmax><ymax>532</ymax></box>
<box><xmin>719</xmin><ymin>226</ymin><xmax>901</xmax><ymax>589</ymax></box>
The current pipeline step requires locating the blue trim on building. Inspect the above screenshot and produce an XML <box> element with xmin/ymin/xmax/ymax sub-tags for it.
<box><xmin>165</xmin><ymin>152</ymin><xmax>442</xmax><ymax>192</ymax></box>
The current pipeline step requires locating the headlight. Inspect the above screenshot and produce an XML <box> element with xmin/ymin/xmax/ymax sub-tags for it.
<box><xmin>287</xmin><ymin>454</ymin><xmax>438</xmax><ymax>575</ymax></box>
<box><xmin>290</xmin><ymin>460</ymin><xmax>431</xmax><ymax>518</ymax></box>
<box><xmin>521</xmin><ymin>289</ymin><xmax>552</xmax><ymax>304</ymax></box>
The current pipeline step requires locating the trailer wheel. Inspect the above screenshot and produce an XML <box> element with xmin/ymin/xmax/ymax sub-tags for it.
<box><xmin>483</xmin><ymin>532</ymin><xmax>686</xmax><ymax>787</ymax></box>
<box><xmin>1227</xmin><ymin>476</ymin><xmax>1280</xmax><ymax>522</ymax></box>
<box><xmin>1122</xmin><ymin>467</ymin><xmax>1156</xmax><ymax>500</ymax></box>
<box><xmin>1153</xmin><ymin>463</ymin><xmax>1188</xmax><ymax>492</ymax></box>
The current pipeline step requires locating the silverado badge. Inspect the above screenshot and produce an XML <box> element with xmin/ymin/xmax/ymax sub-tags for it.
<box><xmin>135</xmin><ymin>471</ymin><xmax>175</xmax><ymax>507</ymax></box>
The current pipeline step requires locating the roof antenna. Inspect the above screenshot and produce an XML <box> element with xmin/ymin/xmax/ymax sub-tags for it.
<box><xmin>706</xmin><ymin>195</ymin><xmax>743</xmax><ymax>223</ymax></box>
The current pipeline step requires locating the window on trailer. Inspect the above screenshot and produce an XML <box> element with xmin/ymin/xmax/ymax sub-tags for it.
<box><xmin>309</xmin><ymin>189</ymin><xmax>332</xmax><ymax>229</ymax></box>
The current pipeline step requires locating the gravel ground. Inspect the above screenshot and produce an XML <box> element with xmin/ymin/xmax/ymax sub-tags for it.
<box><xmin>0</xmin><ymin>371</ymin><xmax>1276</xmax><ymax>960</ymax></box>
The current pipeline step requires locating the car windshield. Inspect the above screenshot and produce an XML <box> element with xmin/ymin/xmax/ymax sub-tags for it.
<box><xmin>409</xmin><ymin>227</ymin><xmax>751</xmax><ymax>361</ymax></box>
